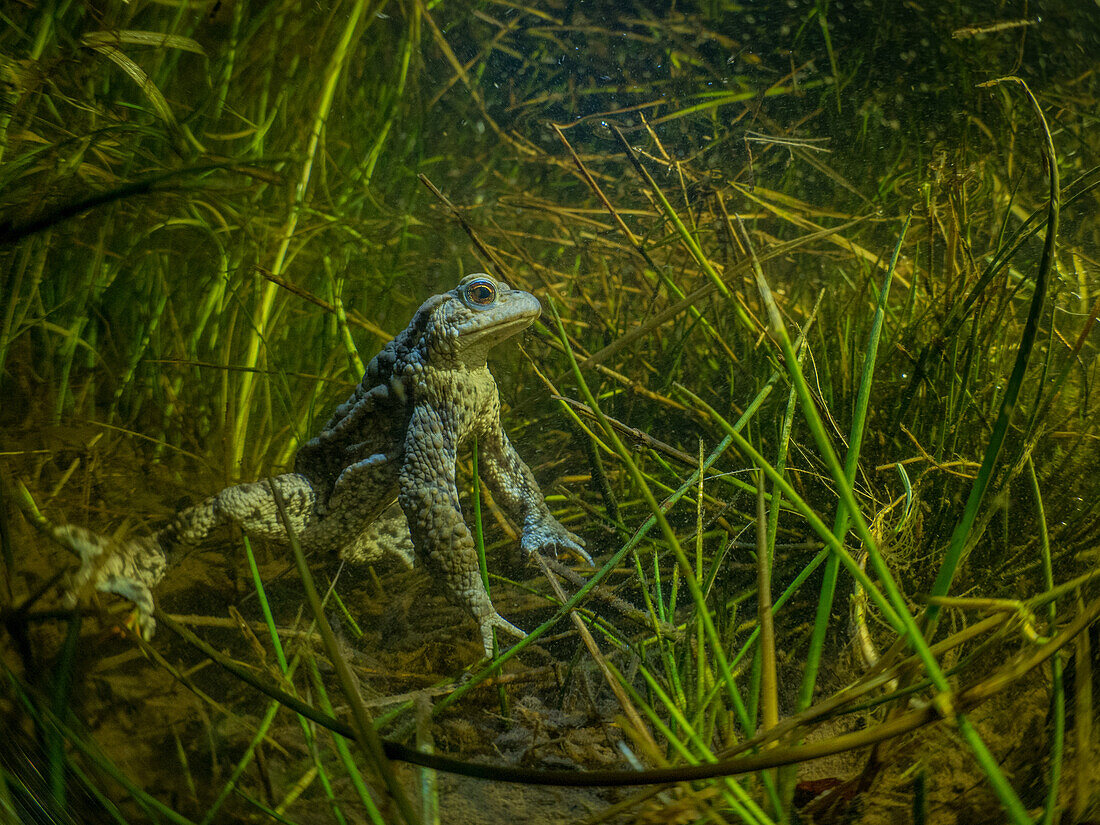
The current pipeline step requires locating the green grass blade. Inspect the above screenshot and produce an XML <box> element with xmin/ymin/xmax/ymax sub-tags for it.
<box><xmin>924</xmin><ymin>78</ymin><xmax>1060</xmax><ymax>635</ymax></box>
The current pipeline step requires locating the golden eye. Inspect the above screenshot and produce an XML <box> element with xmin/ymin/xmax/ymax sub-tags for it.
<box><xmin>464</xmin><ymin>278</ymin><xmax>497</xmax><ymax>308</ymax></box>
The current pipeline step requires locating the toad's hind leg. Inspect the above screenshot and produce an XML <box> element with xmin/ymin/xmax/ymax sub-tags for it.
<box><xmin>65</xmin><ymin>473</ymin><xmax>318</xmax><ymax>637</ymax></box>
<box><xmin>162</xmin><ymin>473</ymin><xmax>318</xmax><ymax>546</ymax></box>
<box><xmin>340</xmin><ymin>501</ymin><xmax>416</xmax><ymax>568</ymax></box>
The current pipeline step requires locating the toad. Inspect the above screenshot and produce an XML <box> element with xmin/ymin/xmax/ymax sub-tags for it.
<box><xmin>62</xmin><ymin>274</ymin><xmax>588</xmax><ymax>657</ymax></box>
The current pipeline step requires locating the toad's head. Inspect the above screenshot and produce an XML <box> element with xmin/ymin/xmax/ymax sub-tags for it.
<box><xmin>419</xmin><ymin>274</ymin><xmax>542</xmax><ymax>367</ymax></box>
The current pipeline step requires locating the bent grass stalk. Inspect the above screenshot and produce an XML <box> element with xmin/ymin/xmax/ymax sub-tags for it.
<box><xmin>2</xmin><ymin>665</ymin><xmax>197</xmax><ymax>825</ymax></box>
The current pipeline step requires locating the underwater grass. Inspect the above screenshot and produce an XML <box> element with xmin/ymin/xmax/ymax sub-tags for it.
<box><xmin>3</xmin><ymin>1</ymin><xmax>1100</xmax><ymax>823</ymax></box>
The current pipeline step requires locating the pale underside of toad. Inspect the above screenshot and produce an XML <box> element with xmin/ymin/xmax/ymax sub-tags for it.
<box><xmin>62</xmin><ymin>274</ymin><xmax>588</xmax><ymax>657</ymax></box>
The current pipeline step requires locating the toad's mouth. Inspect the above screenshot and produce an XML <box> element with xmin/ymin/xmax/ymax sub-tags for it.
<box><xmin>459</xmin><ymin>312</ymin><xmax>538</xmax><ymax>344</ymax></box>
<box><xmin>456</xmin><ymin>292</ymin><xmax>542</xmax><ymax>343</ymax></box>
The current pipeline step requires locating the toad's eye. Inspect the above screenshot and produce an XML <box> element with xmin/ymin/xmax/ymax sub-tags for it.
<box><xmin>464</xmin><ymin>278</ymin><xmax>497</xmax><ymax>308</ymax></box>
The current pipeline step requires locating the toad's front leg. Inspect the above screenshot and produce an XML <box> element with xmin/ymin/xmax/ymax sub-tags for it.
<box><xmin>397</xmin><ymin>405</ymin><xmax>524</xmax><ymax>659</ymax></box>
<box><xmin>478</xmin><ymin>423</ymin><xmax>590</xmax><ymax>565</ymax></box>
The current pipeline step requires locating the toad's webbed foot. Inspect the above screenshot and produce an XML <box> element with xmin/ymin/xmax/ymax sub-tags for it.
<box><xmin>521</xmin><ymin>518</ymin><xmax>592</xmax><ymax>566</ymax></box>
<box><xmin>479</xmin><ymin>610</ymin><xmax>527</xmax><ymax>659</ymax></box>
<box><xmin>58</xmin><ymin>525</ymin><xmax>165</xmax><ymax>637</ymax></box>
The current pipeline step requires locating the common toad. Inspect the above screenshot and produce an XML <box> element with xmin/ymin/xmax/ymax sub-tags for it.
<box><xmin>63</xmin><ymin>274</ymin><xmax>588</xmax><ymax>657</ymax></box>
